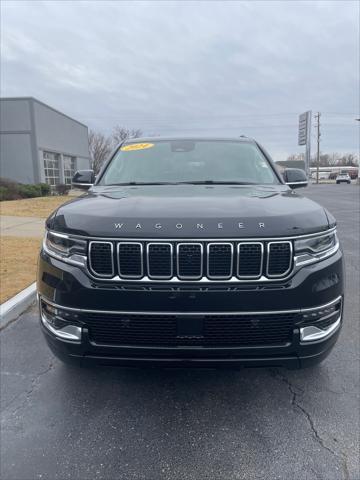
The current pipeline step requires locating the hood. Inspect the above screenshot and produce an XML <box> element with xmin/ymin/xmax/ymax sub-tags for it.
<box><xmin>48</xmin><ymin>184</ymin><xmax>330</xmax><ymax>238</ymax></box>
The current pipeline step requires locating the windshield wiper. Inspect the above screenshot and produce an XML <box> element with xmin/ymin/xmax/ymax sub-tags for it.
<box><xmin>106</xmin><ymin>182</ymin><xmax>180</xmax><ymax>186</ymax></box>
<box><xmin>106</xmin><ymin>180</ymin><xmax>257</xmax><ymax>186</ymax></box>
<box><xmin>176</xmin><ymin>180</ymin><xmax>257</xmax><ymax>185</ymax></box>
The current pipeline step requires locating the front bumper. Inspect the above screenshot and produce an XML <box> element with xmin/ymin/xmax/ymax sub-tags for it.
<box><xmin>37</xmin><ymin>248</ymin><xmax>344</xmax><ymax>369</ymax></box>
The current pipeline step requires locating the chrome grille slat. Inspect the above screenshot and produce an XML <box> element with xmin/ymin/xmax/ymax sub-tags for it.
<box><xmin>237</xmin><ymin>242</ymin><xmax>263</xmax><ymax>279</ymax></box>
<box><xmin>177</xmin><ymin>243</ymin><xmax>203</xmax><ymax>280</ymax></box>
<box><xmin>88</xmin><ymin>239</ymin><xmax>294</xmax><ymax>281</ymax></box>
<box><xmin>266</xmin><ymin>241</ymin><xmax>293</xmax><ymax>278</ymax></box>
<box><xmin>88</xmin><ymin>241</ymin><xmax>114</xmax><ymax>278</ymax></box>
<box><xmin>117</xmin><ymin>242</ymin><xmax>143</xmax><ymax>279</ymax></box>
<box><xmin>207</xmin><ymin>243</ymin><xmax>233</xmax><ymax>279</ymax></box>
<box><xmin>147</xmin><ymin>242</ymin><xmax>173</xmax><ymax>279</ymax></box>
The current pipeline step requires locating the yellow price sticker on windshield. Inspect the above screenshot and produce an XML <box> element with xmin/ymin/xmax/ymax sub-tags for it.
<box><xmin>121</xmin><ymin>143</ymin><xmax>154</xmax><ymax>152</ymax></box>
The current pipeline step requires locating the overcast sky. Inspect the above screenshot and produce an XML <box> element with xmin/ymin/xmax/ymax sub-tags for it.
<box><xmin>1</xmin><ymin>0</ymin><xmax>359</xmax><ymax>160</ymax></box>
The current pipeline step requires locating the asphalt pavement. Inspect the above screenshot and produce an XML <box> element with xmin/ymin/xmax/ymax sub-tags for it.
<box><xmin>1</xmin><ymin>183</ymin><xmax>359</xmax><ymax>480</ymax></box>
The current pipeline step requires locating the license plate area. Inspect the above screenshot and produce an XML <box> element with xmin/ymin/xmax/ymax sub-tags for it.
<box><xmin>176</xmin><ymin>315</ymin><xmax>204</xmax><ymax>340</ymax></box>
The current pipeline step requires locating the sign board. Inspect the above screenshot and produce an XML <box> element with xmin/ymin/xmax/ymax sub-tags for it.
<box><xmin>298</xmin><ymin>111</ymin><xmax>312</xmax><ymax>177</ymax></box>
<box><xmin>298</xmin><ymin>112</ymin><xmax>309</xmax><ymax>145</ymax></box>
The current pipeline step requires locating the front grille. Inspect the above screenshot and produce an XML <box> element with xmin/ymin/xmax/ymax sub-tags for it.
<box><xmin>267</xmin><ymin>242</ymin><xmax>292</xmax><ymax>277</ymax></box>
<box><xmin>238</xmin><ymin>242</ymin><xmax>263</xmax><ymax>278</ymax></box>
<box><xmin>88</xmin><ymin>239</ymin><xmax>294</xmax><ymax>281</ymax></box>
<box><xmin>118</xmin><ymin>242</ymin><xmax>143</xmax><ymax>278</ymax></box>
<box><xmin>84</xmin><ymin>312</ymin><xmax>298</xmax><ymax>347</ymax></box>
<box><xmin>177</xmin><ymin>243</ymin><xmax>203</xmax><ymax>279</ymax></box>
<box><xmin>147</xmin><ymin>243</ymin><xmax>172</xmax><ymax>278</ymax></box>
<box><xmin>207</xmin><ymin>243</ymin><xmax>233</xmax><ymax>279</ymax></box>
<box><xmin>89</xmin><ymin>242</ymin><xmax>114</xmax><ymax>277</ymax></box>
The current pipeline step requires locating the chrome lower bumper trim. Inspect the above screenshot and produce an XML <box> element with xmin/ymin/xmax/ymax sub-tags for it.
<box><xmin>300</xmin><ymin>316</ymin><xmax>341</xmax><ymax>342</ymax></box>
<box><xmin>38</xmin><ymin>294</ymin><xmax>342</xmax><ymax>317</ymax></box>
<box><xmin>41</xmin><ymin>311</ymin><xmax>82</xmax><ymax>342</ymax></box>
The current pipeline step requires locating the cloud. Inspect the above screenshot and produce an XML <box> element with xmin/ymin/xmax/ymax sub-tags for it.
<box><xmin>1</xmin><ymin>0</ymin><xmax>359</xmax><ymax>159</ymax></box>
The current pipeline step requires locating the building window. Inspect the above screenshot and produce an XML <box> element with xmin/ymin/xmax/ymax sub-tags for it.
<box><xmin>63</xmin><ymin>155</ymin><xmax>77</xmax><ymax>185</ymax></box>
<box><xmin>43</xmin><ymin>151</ymin><xmax>60</xmax><ymax>186</ymax></box>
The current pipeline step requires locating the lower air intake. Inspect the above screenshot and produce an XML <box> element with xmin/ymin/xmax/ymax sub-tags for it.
<box><xmin>84</xmin><ymin>312</ymin><xmax>298</xmax><ymax>346</ymax></box>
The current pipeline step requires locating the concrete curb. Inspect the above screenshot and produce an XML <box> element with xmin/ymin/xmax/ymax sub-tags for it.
<box><xmin>0</xmin><ymin>283</ymin><xmax>37</xmax><ymax>330</ymax></box>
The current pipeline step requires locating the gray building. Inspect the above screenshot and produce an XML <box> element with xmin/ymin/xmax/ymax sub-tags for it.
<box><xmin>0</xmin><ymin>97</ymin><xmax>90</xmax><ymax>186</ymax></box>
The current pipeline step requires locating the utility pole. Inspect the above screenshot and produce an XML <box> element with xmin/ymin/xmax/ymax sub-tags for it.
<box><xmin>315</xmin><ymin>112</ymin><xmax>321</xmax><ymax>184</ymax></box>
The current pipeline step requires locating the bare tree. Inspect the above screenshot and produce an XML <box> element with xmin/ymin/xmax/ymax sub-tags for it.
<box><xmin>309</xmin><ymin>152</ymin><xmax>359</xmax><ymax>168</ymax></box>
<box><xmin>285</xmin><ymin>153</ymin><xmax>305</xmax><ymax>162</ymax></box>
<box><xmin>88</xmin><ymin>130</ymin><xmax>113</xmax><ymax>174</ymax></box>
<box><xmin>339</xmin><ymin>153</ymin><xmax>358</xmax><ymax>167</ymax></box>
<box><xmin>328</xmin><ymin>153</ymin><xmax>340</xmax><ymax>166</ymax></box>
<box><xmin>112</xmin><ymin>126</ymin><xmax>143</xmax><ymax>146</ymax></box>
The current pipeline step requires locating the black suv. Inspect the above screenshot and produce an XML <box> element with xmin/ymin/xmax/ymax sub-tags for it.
<box><xmin>37</xmin><ymin>137</ymin><xmax>344</xmax><ymax>369</ymax></box>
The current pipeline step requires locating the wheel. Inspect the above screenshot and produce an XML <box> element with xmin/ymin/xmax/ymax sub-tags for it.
<box><xmin>336</xmin><ymin>181</ymin><xmax>340</xmax><ymax>184</ymax></box>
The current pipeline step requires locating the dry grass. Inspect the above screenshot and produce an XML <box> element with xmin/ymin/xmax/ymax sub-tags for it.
<box><xmin>0</xmin><ymin>196</ymin><xmax>74</xmax><ymax>218</ymax></box>
<box><xmin>0</xmin><ymin>236</ymin><xmax>42</xmax><ymax>303</ymax></box>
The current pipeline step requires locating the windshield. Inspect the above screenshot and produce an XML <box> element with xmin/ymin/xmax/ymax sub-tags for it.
<box><xmin>98</xmin><ymin>140</ymin><xmax>280</xmax><ymax>186</ymax></box>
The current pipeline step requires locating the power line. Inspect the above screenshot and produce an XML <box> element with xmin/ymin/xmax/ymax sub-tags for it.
<box><xmin>77</xmin><ymin>112</ymin><xmax>301</xmax><ymax>120</ymax></box>
<box><xmin>77</xmin><ymin>112</ymin><xmax>358</xmax><ymax>121</ymax></box>
<box><xmin>322</xmin><ymin>112</ymin><xmax>359</xmax><ymax>116</ymax></box>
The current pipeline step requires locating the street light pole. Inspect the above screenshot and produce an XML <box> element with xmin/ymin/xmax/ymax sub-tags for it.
<box><xmin>315</xmin><ymin>112</ymin><xmax>321</xmax><ymax>184</ymax></box>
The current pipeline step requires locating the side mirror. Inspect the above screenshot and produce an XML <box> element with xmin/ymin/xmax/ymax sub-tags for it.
<box><xmin>72</xmin><ymin>170</ymin><xmax>95</xmax><ymax>190</ymax></box>
<box><xmin>283</xmin><ymin>168</ymin><xmax>308</xmax><ymax>189</ymax></box>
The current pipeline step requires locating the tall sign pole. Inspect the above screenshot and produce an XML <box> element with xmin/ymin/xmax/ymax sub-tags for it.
<box><xmin>298</xmin><ymin>111</ymin><xmax>312</xmax><ymax>177</ymax></box>
<box><xmin>314</xmin><ymin>112</ymin><xmax>321</xmax><ymax>184</ymax></box>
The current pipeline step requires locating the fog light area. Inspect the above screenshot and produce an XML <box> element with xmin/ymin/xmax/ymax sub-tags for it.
<box><xmin>299</xmin><ymin>297</ymin><xmax>342</xmax><ymax>342</ymax></box>
<box><xmin>40</xmin><ymin>300</ymin><xmax>82</xmax><ymax>342</ymax></box>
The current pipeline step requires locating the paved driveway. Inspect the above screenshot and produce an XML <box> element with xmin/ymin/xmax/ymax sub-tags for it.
<box><xmin>0</xmin><ymin>215</ymin><xmax>45</xmax><ymax>238</ymax></box>
<box><xmin>1</xmin><ymin>184</ymin><xmax>359</xmax><ymax>480</ymax></box>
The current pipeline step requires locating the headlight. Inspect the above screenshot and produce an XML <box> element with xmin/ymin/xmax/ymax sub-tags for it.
<box><xmin>43</xmin><ymin>230</ymin><xmax>87</xmax><ymax>267</ymax></box>
<box><xmin>294</xmin><ymin>229</ymin><xmax>339</xmax><ymax>266</ymax></box>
